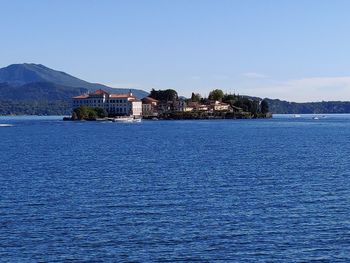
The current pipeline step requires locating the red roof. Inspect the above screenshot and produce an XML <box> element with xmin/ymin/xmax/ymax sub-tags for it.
<box><xmin>90</xmin><ymin>89</ymin><xmax>110</xmax><ymax>96</ymax></box>
<box><xmin>109</xmin><ymin>93</ymin><xmax>133</xmax><ymax>98</ymax></box>
<box><xmin>73</xmin><ymin>94</ymin><xmax>89</xmax><ymax>99</ymax></box>
<box><xmin>142</xmin><ymin>96</ymin><xmax>158</xmax><ymax>103</ymax></box>
<box><xmin>73</xmin><ymin>89</ymin><xmax>137</xmax><ymax>100</ymax></box>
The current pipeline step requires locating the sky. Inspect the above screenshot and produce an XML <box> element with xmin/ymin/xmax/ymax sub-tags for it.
<box><xmin>1</xmin><ymin>0</ymin><xmax>350</xmax><ymax>102</ymax></box>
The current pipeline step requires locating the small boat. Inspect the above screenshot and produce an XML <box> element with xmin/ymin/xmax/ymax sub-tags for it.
<box><xmin>312</xmin><ymin>116</ymin><xmax>319</xmax><ymax>120</ymax></box>
<box><xmin>112</xmin><ymin>116</ymin><xmax>141</xmax><ymax>123</ymax></box>
<box><xmin>293</xmin><ymin>114</ymin><xmax>301</xmax><ymax>118</ymax></box>
<box><xmin>0</xmin><ymin>124</ymin><xmax>13</xmax><ymax>127</ymax></box>
<box><xmin>113</xmin><ymin>116</ymin><xmax>133</xmax><ymax>123</ymax></box>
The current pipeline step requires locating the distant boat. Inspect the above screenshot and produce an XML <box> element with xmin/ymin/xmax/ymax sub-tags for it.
<box><xmin>112</xmin><ymin>116</ymin><xmax>141</xmax><ymax>123</ymax></box>
<box><xmin>293</xmin><ymin>114</ymin><xmax>301</xmax><ymax>118</ymax></box>
<box><xmin>312</xmin><ymin>116</ymin><xmax>319</xmax><ymax>120</ymax></box>
<box><xmin>0</xmin><ymin>124</ymin><xmax>13</xmax><ymax>127</ymax></box>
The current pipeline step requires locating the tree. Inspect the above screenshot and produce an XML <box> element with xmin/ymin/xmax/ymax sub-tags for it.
<box><xmin>71</xmin><ymin>111</ymin><xmax>78</xmax><ymax>120</ymax></box>
<box><xmin>223</xmin><ymin>94</ymin><xmax>236</xmax><ymax>102</ymax></box>
<box><xmin>223</xmin><ymin>94</ymin><xmax>237</xmax><ymax>106</ymax></box>
<box><xmin>73</xmin><ymin>105</ymin><xmax>104</xmax><ymax>120</ymax></box>
<box><xmin>88</xmin><ymin>110</ymin><xmax>97</xmax><ymax>120</ymax></box>
<box><xmin>74</xmin><ymin>105</ymin><xmax>89</xmax><ymax>120</ymax></box>
<box><xmin>94</xmin><ymin>107</ymin><xmax>108</xmax><ymax>118</ymax></box>
<box><xmin>149</xmin><ymin>89</ymin><xmax>178</xmax><ymax>102</ymax></box>
<box><xmin>191</xmin><ymin>92</ymin><xmax>201</xmax><ymax>102</ymax></box>
<box><xmin>208</xmin><ymin>89</ymin><xmax>224</xmax><ymax>101</ymax></box>
<box><xmin>261</xmin><ymin>99</ymin><xmax>269</xmax><ymax>114</ymax></box>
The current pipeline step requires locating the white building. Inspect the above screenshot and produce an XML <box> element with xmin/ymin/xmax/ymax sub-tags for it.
<box><xmin>210</xmin><ymin>101</ymin><xmax>230</xmax><ymax>111</ymax></box>
<box><xmin>141</xmin><ymin>96</ymin><xmax>159</xmax><ymax>117</ymax></box>
<box><xmin>73</xmin><ymin>89</ymin><xmax>142</xmax><ymax>117</ymax></box>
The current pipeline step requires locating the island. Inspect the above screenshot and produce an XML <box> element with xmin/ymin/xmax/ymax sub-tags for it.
<box><xmin>65</xmin><ymin>88</ymin><xmax>271</xmax><ymax>121</ymax></box>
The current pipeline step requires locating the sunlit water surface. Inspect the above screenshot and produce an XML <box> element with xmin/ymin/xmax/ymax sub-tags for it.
<box><xmin>0</xmin><ymin>114</ymin><xmax>350</xmax><ymax>262</ymax></box>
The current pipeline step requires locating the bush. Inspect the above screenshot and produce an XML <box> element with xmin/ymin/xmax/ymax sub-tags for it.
<box><xmin>73</xmin><ymin>106</ymin><xmax>106</xmax><ymax>120</ymax></box>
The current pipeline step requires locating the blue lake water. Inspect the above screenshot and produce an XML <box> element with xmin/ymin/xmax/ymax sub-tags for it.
<box><xmin>0</xmin><ymin>115</ymin><xmax>350</xmax><ymax>262</ymax></box>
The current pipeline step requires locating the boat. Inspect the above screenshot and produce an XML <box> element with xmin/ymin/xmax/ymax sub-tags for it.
<box><xmin>312</xmin><ymin>116</ymin><xmax>319</xmax><ymax>120</ymax></box>
<box><xmin>293</xmin><ymin>114</ymin><xmax>301</xmax><ymax>118</ymax></box>
<box><xmin>112</xmin><ymin>116</ymin><xmax>141</xmax><ymax>123</ymax></box>
<box><xmin>0</xmin><ymin>124</ymin><xmax>13</xmax><ymax>127</ymax></box>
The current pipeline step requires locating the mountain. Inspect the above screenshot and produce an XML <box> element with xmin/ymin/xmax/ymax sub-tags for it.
<box><xmin>0</xmin><ymin>63</ymin><xmax>150</xmax><ymax>115</ymax></box>
<box><xmin>0</xmin><ymin>63</ymin><xmax>148</xmax><ymax>98</ymax></box>
<box><xmin>0</xmin><ymin>82</ymin><xmax>88</xmax><ymax>101</ymax></box>
<box><xmin>265</xmin><ymin>98</ymin><xmax>350</xmax><ymax>114</ymax></box>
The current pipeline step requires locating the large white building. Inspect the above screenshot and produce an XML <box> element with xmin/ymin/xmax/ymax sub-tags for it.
<box><xmin>73</xmin><ymin>89</ymin><xmax>142</xmax><ymax>117</ymax></box>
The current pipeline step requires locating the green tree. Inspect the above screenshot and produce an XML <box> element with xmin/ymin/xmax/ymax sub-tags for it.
<box><xmin>208</xmin><ymin>89</ymin><xmax>224</xmax><ymax>101</ymax></box>
<box><xmin>223</xmin><ymin>94</ymin><xmax>236</xmax><ymax>102</ymax></box>
<box><xmin>191</xmin><ymin>92</ymin><xmax>201</xmax><ymax>102</ymax></box>
<box><xmin>73</xmin><ymin>105</ymin><xmax>102</xmax><ymax>120</ymax></box>
<box><xmin>74</xmin><ymin>105</ymin><xmax>89</xmax><ymax>120</ymax></box>
<box><xmin>88</xmin><ymin>110</ymin><xmax>98</xmax><ymax>120</ymax></box>
<box><xmin>94</xmin><ymin>107</ymin><xmax>108</xmax><ymax>118</ymax></box>
<box><xmin>261</xmin><ymin>99</ymin><xmax>269</xmax><ymax>114</ymax></box>
<box><xmin>149</xmin><ymin>89</ymin><xmax>178</xmax><ymax>102</ymax></box>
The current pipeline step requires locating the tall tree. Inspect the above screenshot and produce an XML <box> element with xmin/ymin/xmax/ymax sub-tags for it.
<box><xmin>191</xmin><ymin>92</ymin><xmax>201</xmax><ymax>102</ymax></box>
<box><xmin>261</xmin><ymin>99</ymin><xmax>269</xmax><ymax>114</ymax></box>
<box><xmin>149</xmin><ymin>89</ymin><xmax>178</xmax><ymax>102</ymax></box>
<box><xmin>208</xmin><ymin>89</ymin><xmax>224</xmax><ymax>101</ymax></box>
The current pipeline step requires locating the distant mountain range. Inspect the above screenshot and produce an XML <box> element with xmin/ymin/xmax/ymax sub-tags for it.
<box><xmin>0</xmin><ymin>63</ymin><xmax>148</xmax><ymax>115</ymax></box>
<box><xmin>265</xmin><ymin>98</ymin><xmax>350</xmax><ymax>114</ymax></box>
<box><xmin>1</xmin><ymin>63</ymin><xmax>350</xmax><ymax>115</ymax></box>
<box><xmin>0</xmin><ymin>63</ymin><xmax>148</xmax><ymax>100</ymax></box>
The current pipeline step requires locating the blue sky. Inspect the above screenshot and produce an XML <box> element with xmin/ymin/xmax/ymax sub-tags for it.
<box><xmin>1</xmin><ymin>0</ymin><xmax>350</xmax><ymax>101</ymax></box>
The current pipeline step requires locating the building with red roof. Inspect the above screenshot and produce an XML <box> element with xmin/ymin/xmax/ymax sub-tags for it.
<box><xmin>72</xmin><ymin>89</ymin><xmax>142</xmax><ymax>117</ymax></box>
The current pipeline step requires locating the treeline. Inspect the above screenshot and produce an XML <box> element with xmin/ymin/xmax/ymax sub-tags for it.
<box><xmin>149</xmin><ymin>88</ymin><xmax>270</xmax><ymax>115</ymax></box>
<box><xmin>149</xmin><ymin>89</ymin><xmax>178</xmax><ymax>101</ymax></box>
<box><xmin>222</xmin><ymin>93</ymin><xmax>269</xmax><ymax>114</ymax></box>
<box><xmin>0</xmin><ymin>100</ymin><xmax>71</xmax><ymax>115</ymax></box>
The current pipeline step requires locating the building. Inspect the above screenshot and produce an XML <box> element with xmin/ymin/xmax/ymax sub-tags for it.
<box><xmin>209</xmin><ymin>101</ymin><xmax>230</xmax><ymax>111</ymax></box>
<box><xmin>141</xmin><ymin>96</ymin><xmax>159</xmax><ymax>117</ymax></box>
<box><xmin>187</xmin><ymin>102</ymin><xmax>208</xmax><ymax>111</ymax></box>
<box><xmin>73</xmin><ymin>89</ymin><xmax>142</xmax><ymax>117</ymax></box>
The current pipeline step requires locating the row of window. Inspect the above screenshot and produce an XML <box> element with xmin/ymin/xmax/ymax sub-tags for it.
<box><xmin>74</xmin><ymin>100</ymin><xmax>103</xmax><ymax>105</ymax></box>
<box><xmin>109</xmin><ymin>99</ymin><xmax>127</xmax><ymax>103</ymax></box>
<box><xmin>86</xmin><ymin>99</ymin><xmax>130</xmax><ymax>103</ymax></box>
<box><xmin>74</xmin><ymin>100</ymin><xmax>128</xmax><ymax>105</ymax></box>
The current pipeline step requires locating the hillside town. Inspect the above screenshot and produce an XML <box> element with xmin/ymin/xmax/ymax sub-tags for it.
<box><xmin>70</xmin><ymin>88</ymin><xmax>271</xmax><ymax>121</ymax></box>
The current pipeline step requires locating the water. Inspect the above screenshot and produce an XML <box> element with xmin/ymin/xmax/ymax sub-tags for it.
<box><xmin>1</xmin><ymin>115</ymin><xmax>350</xmax><ymax>262</ymax></box>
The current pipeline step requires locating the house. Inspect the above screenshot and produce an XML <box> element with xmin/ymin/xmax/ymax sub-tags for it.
<box><xmin>72</xmin><ymin>89</ymin><xmax>142</xmax><ymax>117</ymax></box>
<box><xmin>156</xmin><ymin>101</ymin><xmax>172</xmax><ymax>113</ymax></box>
<box><xmin>142</xmin><ymin>96</ymin><xmax>159</xmax><ymax>117</ymax></box>
<box><xmin>174</xmin><ymin>100</ymin><xmax>190</xmax><ymax>112</ymax></box>
<box><xmin>209</xmin><ymin>101</ymin><xmax>230</xmax><ymax>111</ymax></box>
<box><xmin>187</xmin><ymin>102</ymin><xmax>208</xmax><ymax>111</ymax></box>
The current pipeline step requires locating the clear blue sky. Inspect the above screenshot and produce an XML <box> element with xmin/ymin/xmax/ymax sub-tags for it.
<box><xmin>1</xmin><ymin>0</ymin><xmax>350</xmax><ymax>102</ymax></box>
